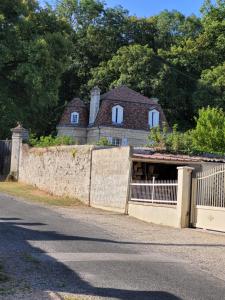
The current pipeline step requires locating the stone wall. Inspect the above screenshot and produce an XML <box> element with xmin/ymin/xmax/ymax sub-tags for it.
<box><xmin>90</xmin><ymin>146</ymin><xmax>131</xmax><ymax>212</ymax></box>
<box><xmin>19</xmin><ymin>145</ymin><xmax>94</xmax><ymax>204</ymax></box>
<box><xmin>57</xmin><ymin>125</ymin><xmax>149</xmax><ymax>146</ymax></box>
<box><xmin>87</xmin><ymin>126</ymin><xmax>149</xmax><ymax>146</ymax></box>
<box><xmin>57</xmin><ymin>126</ymin><xmax>87</xmax><ymax>145</ymax></box>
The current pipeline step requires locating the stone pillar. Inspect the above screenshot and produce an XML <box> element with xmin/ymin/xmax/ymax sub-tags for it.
<box><xmin>176</xmin><ymin>166</ymin><xmax>194</xmax><ymax>228</ymax></box>
<box><xmin>10</xmin><ymin>123</ymin><xmax>25</xmax><ymax>180</ymax></box>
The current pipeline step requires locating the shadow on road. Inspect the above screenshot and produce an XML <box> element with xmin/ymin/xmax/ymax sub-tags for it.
<box><xmin>0</xmin><ymin>217</ymin><xmax>181</xmax><ymax>300</ymax></box>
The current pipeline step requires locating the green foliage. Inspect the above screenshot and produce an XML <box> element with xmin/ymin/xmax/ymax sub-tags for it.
<box><xmin>96</xmin><ymin>137</ymin><xmax>112</xmax><ymax>146</ymax></box>
<box><xmin>147</xmin><ymin>123</ymin><xmax>193</xmax><ymax>154</ymax></box>
<box><xmin>29</xmin><ymin>134</ymin><xmax>75</xmax><ymax>147</ymax></box>
<box><xmin>190</xmin><ymin>107</ymin><xmax>225</xmax><ymax>154</ymax></box>
<box><xmin>1</xmin><ymin>0</ymin><xmax>225</xmax><ymax>139</ymax></box>
<box><xmin>89</xmin><ymin>44</ymin><xmax>161</xmax><ymax>95</ymax></box>
<box><xmin>148</xmin><ymin>107</ymin><xmax>225</xmax><ymax>155</ymax></box>
<box><xmin>0</xmin><ymin>0</ymin><xmax>72</xmax><ymax>138</ymax></box>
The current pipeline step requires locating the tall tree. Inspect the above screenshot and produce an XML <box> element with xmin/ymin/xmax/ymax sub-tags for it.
<box><xmin>56</xmin><ymin>0</ymin><xmax>130</xmax><ymax>100</ymax></box>
<box><xmin>0</xmin><ymin>0</ymin><xmax>72</xmax><ymax>138</ymax></box>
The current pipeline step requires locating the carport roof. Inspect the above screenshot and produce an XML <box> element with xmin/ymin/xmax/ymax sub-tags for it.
<box><xmin>132</xmin><ymin>148</ymin><xmax>225</xmax><ymax>164</ymax></box>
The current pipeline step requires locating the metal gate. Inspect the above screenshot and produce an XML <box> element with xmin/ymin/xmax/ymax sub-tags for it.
<box><xmin>0</xmin><ymin>140</ymin><xmax>12</xmax><ymax>180</ymax></box>
<box><xmin>191</xmin><ymin>164</ymin><xmax>225</xmax><ymax>232</ymax></box>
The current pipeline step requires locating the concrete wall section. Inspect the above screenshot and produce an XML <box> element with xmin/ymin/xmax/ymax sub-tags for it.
<box><xmin>90</xmin><ymin>146</ymin><xmax>131</xmax><ymax>212</ymax></box>
<box><xmin>19</xmin><ymin>145</ymin><xmax>93</xmax><ymax>204</ymax></box>
<box><xmin>128</xmin><ymin>203</ymin><xmax>178</xmax><ymax>227</ymax></box>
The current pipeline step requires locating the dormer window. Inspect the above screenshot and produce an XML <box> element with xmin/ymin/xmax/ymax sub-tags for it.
<box><xmin>149</xmin><ymin>109</ymin><xmax>159</xmax><ymax>128</ymax></box>
<box><xmin>112</xmin><ymin>105</ymin><xmax>123</xmax><ymax>124</ymax></box>
<box><xmin>71</xmin><ymin>112</ymin><xmax>79</xmax><ymax>124</ymax></box>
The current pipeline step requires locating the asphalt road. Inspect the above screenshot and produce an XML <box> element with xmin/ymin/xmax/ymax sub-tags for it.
<box><xmin>0</xmin><ymin>193</ymin><xmax>225</xmax><ymax>300</ymax></box>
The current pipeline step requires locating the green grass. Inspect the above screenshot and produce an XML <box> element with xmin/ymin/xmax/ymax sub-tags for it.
<box><xmin>0</xmin><ymin>182</ymin><xmax>82</xmax><ymax>207</ymax></box>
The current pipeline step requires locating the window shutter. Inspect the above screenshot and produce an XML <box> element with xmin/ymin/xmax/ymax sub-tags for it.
<box><xmin>117</xmin><ymin>106</ymin><xmax>123</xmax><ymax>123</ymax></box>
<box><xmin>149</xmin><ymin>109</ymin><xmax>159</xmax><ymax>127</ymax></box>
<box><xmin>153</xmin><ymin>110</ymin><xmax>159</xmax><ymax>127</ymax></box>
<box><xmin>112</xmin><ymin>105</ymin><xmax>123</xmax><ymax>124</ymax></box>
<box><xmin>112</xmin><ymin>107</ymin><xmax>116</xmax><ymax>123</ymax></box>
<box><xmin>149</xmin><ymin>111</ymin><xmax>153</xmax><ymax>127</ymax></box>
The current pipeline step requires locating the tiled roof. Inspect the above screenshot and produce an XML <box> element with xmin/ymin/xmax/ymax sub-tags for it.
<box><xmin>133</xmin><ymin>148</ymin><xmax>225</xmax><ymax>163</ymax></box>
<box><xmin>67</xmin><ymin>98</ymin><xmax>87</xmax><ymax>108</ymax></box>
<box><xmin>59</xmin><ymin>98</ymin><xmax>88</xmax><ymax>127</ymax></box>
<box><xmin>101</xmin><ymin>86</ymin><xmax>157</xmax><ymax>105</ymax></box>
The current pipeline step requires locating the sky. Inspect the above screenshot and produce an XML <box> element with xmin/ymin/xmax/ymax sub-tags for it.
<box><xmin>104</xmin><ymin>0</ymin><xmax>206</xmax><ymax>17</ymax></box>
<box><xmin>39</xmin><ymin>0</ymin><xmax>209</xmax><ymax>17</ymax></box>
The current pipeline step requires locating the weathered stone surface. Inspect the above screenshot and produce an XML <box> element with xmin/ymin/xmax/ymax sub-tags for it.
<box><xmin>19</xmin><ymin>145</ymin><xmax>94</xmax><ymax>204</ymax></box>
<box><xmin>87</xmin><ymin>126</ymin><xmax>150</xmax><ymax>146</ymax></box>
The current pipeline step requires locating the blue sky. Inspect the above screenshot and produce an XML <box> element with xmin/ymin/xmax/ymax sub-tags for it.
<box><xmin>104</xmin><ymin>0</ymin><xmax>206</xmax><ymax>17</ymax></box>
<box><xmin>40</xmin><ymin>0</ymin><xmax>208</xmax><ymax>16</ymax></box>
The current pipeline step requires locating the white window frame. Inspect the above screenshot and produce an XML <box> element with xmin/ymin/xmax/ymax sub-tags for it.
<box><xmin>148</xmin><ymin>109</ymin><xmax>159</xmax><ymax>128</ymax></box>
<box><xmin>71</xmin><ymin>112</ymin><xmax>79</xmax><ymax>124</ymax></box>
<box><xmin>112</xmin><ymin>137</ymin><xmax>122</xmax><ymax>147</ymax></box>
<box><xmin>112</xmin><ymin>105</ymin><xmax>123</xmax><ymax>124</ymax></box>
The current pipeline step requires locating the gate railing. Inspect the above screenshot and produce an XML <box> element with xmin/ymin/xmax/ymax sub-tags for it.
<box><xmin>130</xmin><ymin>177</ymin><xmax>178</xmax><ymax>205</ymax></box>
<box><xmin>195</xmin><ymin>164</ymin><xmax>225</xmax><ymax>208</ymax></box>
<box><xmin>0</xmin><ymin>140</ymin><xmax>12</xmax><ymax>179</ymax></box>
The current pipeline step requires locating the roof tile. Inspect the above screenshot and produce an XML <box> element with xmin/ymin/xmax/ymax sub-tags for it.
<box><xmin>101</xmin><ymin>86</ymin><xmax>157</xmax><ymax>105</ymax></box>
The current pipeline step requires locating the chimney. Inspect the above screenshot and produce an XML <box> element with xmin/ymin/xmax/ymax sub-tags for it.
<box><xmin>89</xmin><ymin>86</ymin><xmax>101</xmax><ymax>125</ymax></box>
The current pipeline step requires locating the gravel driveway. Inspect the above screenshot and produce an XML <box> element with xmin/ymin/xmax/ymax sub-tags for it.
<box><xmin>0</xmin><ymin>193</ymin><xmax>225</xmax><ymax>300</ymax></box>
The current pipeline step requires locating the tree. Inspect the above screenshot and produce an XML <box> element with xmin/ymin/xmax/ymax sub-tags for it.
<box><xmin>154</xmin><ymin>10</ymin><xmax>201</xmax><ymax>50</ymax></box>
<box><xmin>56</xmin><ymin>0</ymin><xmax>131</xmax><ymax>100</ymax></box>
<box><xmin>89</xmin><ymin>44</ymin><xmax>197</xmax><ymax>127</ymax></box>
<box><xmin>191</xmin><ymin>0</ymin><xmax>225</xmax><ymax>111</ymax></box>
<box><xmin>1</xmin><ymin>0</ymin><xmax>225</xmax><ymax>139</ymax></box>
<box><xmin>89</xmin><ymin>44</ymin><xmax>163</xmax><ymax>94</ymax></box>
<box><xmin>190</xmin><ymin>107</ymin><xmax>225</xmax><ymax>154</ymax></box>
<box><xmin>0</xmin><ymin>0</ymin><xmax>72</xmax><ymax>138</ymax></box>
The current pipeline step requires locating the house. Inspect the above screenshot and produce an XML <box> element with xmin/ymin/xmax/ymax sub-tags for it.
<box><xmin>57</xmin><ymin>86</ymin><xmax>166</xmax><ymax>146</ymax></box>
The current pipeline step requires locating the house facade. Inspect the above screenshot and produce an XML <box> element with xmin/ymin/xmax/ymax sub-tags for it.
<box><xmin>57</xmin><ymin>86</ymin><xmax>166</xmax><ymax>146</ymax></box>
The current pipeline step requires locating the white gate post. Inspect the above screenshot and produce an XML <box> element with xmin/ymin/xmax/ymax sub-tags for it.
<box><xmin>10</xmin><ymin>123</ymin><xmax>25</xmax><ymax>180</ymax></box>
<box><xmin>176</xmin><ymin>166</ymin><xmax>194</xmax><ymax>228</ymax></box>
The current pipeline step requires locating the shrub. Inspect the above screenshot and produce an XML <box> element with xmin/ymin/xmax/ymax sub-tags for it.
<box><xmin>147</xmin><ymin>123</ymin><xmax>193</xmax><ymax>154</ymax></box>
<box><xmin>96</xmin><ymin>137</ymin><xmax>112</xmax><ymax>146</ymax></box>
<box><xmin>29</xmin><ymin>134</ymin><xmax>75</xmax><ymax>147</ymax></box>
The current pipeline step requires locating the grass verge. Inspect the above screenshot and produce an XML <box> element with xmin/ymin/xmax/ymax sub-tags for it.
<box><xmin>0</xmin><ymin>182</ymin><xmax>82</xmax><ymax>207</ymax></box>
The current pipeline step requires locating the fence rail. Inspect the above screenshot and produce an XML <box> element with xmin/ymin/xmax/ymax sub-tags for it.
<box><xmin>195</xmin><ymin>164</ymin><xmax>225</xmax><ymax>208</ymax></box>
<box><xmin>130</xmin><ymin>177</ymin><xmax>178</xmax><ymax>205</ymax></box>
